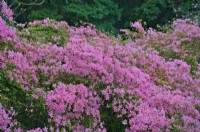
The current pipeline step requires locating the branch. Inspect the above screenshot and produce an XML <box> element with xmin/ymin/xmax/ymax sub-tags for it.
<box><xmin>14</xmin><ymin>8</ymin><xmax>26</xmax><ymax>19</ymax></box>
<box><xmin>15</xmin><ymin>0</ymin><xmax>44</xmax><ymax>6</ymax></box>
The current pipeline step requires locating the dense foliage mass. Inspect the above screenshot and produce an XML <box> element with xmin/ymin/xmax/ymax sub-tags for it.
<box><xmin>0</xmin><ymin>1</ymin><xmax>200</xmax><ymax>131</ymax></box>
<box><xmin>7</xmin><ymin>0</ymin><xmax>200</xmax><ymax>33</ymax></box>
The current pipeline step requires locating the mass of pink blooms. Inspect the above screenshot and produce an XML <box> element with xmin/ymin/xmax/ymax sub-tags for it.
<box><xmin>0</xmin><ymin>104</ymin><xmax>14</xmax><ymax>132</ymax></box>
<box><xmin>0</xmin><ymin>1</ymin><xmax>200</xmax><ymax>132</ymax></box>
<box><xmin>1</xmin><ymin>0</ymin><xmax>13</xmax><ymax>21</ymax></box>
<box><xmin>0</xmin><ymin>16</ymin><xmax>18</xmax><ymax>43</ymax></box>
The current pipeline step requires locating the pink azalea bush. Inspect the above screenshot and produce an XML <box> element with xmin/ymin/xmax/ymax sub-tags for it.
<box><xmin>0</xmin><ymin>16</ymin><xmax>18</xmax><ymax>43</ymax></box>
<box><xmin>1</xmin><ymin>0</ymin><xmax>13</xmax><ymax>21</ymax></box>
<box><xmin>46</xmin><ymin>82</ymin><xmax>104</xmax><ymax>131</ymax></box>
<box><xmin>0</xmin><ymin>104</ymin><xmax>15</xmax><ymax>132</ymax></box>
<box><xmin>0</xmin><ymin>2</ymin><xmax>200</xmax><ymax>132</ymax></box>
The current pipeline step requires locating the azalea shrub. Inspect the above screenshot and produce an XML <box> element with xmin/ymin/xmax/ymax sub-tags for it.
<box><xmin>0</xmin><ymin>0</ymin><xmax>200</xmax><ymax>132</ymax></box>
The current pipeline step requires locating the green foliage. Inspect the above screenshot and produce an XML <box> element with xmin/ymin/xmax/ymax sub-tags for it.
<box><xmin>0</xmin><ymin>41</ymin><xmax>14</xmax><ymax>51</ymax></box>
<box><xmin>100</xmin><ymin>106</ymin><xmax>126</xmax><ymax>132</ymax></box>
<box><xmin>64</xmin><ymin>0</ymin><xmax>121</xmax><ymax>33</ymax></box>
<box><xmin>13</xmin><ymin>0</ymin><xmax>121</xmax><ymax>33</ymax></box>
<box><xmin>129</xmin><ymin>0</ymin><xmax>194</xmax><ymax>27</ymax></box>
<box><xmin>180</xmin><ymin>41</ymin><xmax>200</xmax><ymax>74</ymax></box>
<box><xmin>174</xmin><ymin>0</ymin><xmax>200</xmax><ymax>24</ymax></box>
<box><xmin>19</xmin><ymin>25</ymin><xmax>68</xmax><ymax>46</ymax></box>
<box><xmin>9</xmin><ymin>0</ymin><xmax>200</xmax><ymax>33</ymax></box>
<box><xmin>28</xmin><ymin>8</ymin><xmax>63</xmax><ymax>21</ymax></box>
<box><xmin>0</xmin><ymin>65</ymin><xmax>48</xmax><ymax>130</ymax></box>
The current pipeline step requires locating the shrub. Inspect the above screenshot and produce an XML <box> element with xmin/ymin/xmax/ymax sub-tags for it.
<box><xmin>0</xmin><ymin>2</ymin><xmax>200</xmax><ymax>131</ymax></box>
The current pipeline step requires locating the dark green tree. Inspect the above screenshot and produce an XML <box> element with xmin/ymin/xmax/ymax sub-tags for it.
<box><xmin>7</xmin><ymin>0</ymin><xmax>200</xmax><ymax>32</ymax></box>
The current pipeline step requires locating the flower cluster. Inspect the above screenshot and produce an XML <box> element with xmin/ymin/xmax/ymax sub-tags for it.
<box><xmin>0</xmin><ymin>16</ymin><xmax>18</xmax><ymax>43</ymax></box>
<box><xmin>46</xmin><ymin>82</ymin><xmax>104</xmax><ymax>131</ymax></box>
<box><xmin>0</xmin><ymin>104</ymin><xmax>15</xmax><ymax>132</ymax></box>
<box><xmin>0</xmin><ymin>4</ymin><xmax>200</xmax><ymax>132</ymax></box>
<box><xmin>1</xmin><ymin>0</ymin><xmax>13</xmax><ymax>21</ymax></box>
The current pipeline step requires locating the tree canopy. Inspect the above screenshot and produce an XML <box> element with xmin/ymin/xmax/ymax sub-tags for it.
<box><xmin>7</xmin><ymin>0</ymin><xmax>199</xmax><ymax>33</ymax></box>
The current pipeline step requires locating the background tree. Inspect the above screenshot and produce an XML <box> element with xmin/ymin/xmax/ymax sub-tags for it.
<box><xmin>6</xmin><ymin>0</ymin><xmax>200</xmax><ymax>33</ymax></box>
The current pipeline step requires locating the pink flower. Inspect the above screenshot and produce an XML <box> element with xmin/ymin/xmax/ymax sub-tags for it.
<box><xmin>122</xmin><ymin>120</ymin><xmax>127</xmax><ymax>125</ymax></box>
<box><xmin>1</xmin><ymin>0</ymin><xmax>13</xmax><ymax>21</ymax></box>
